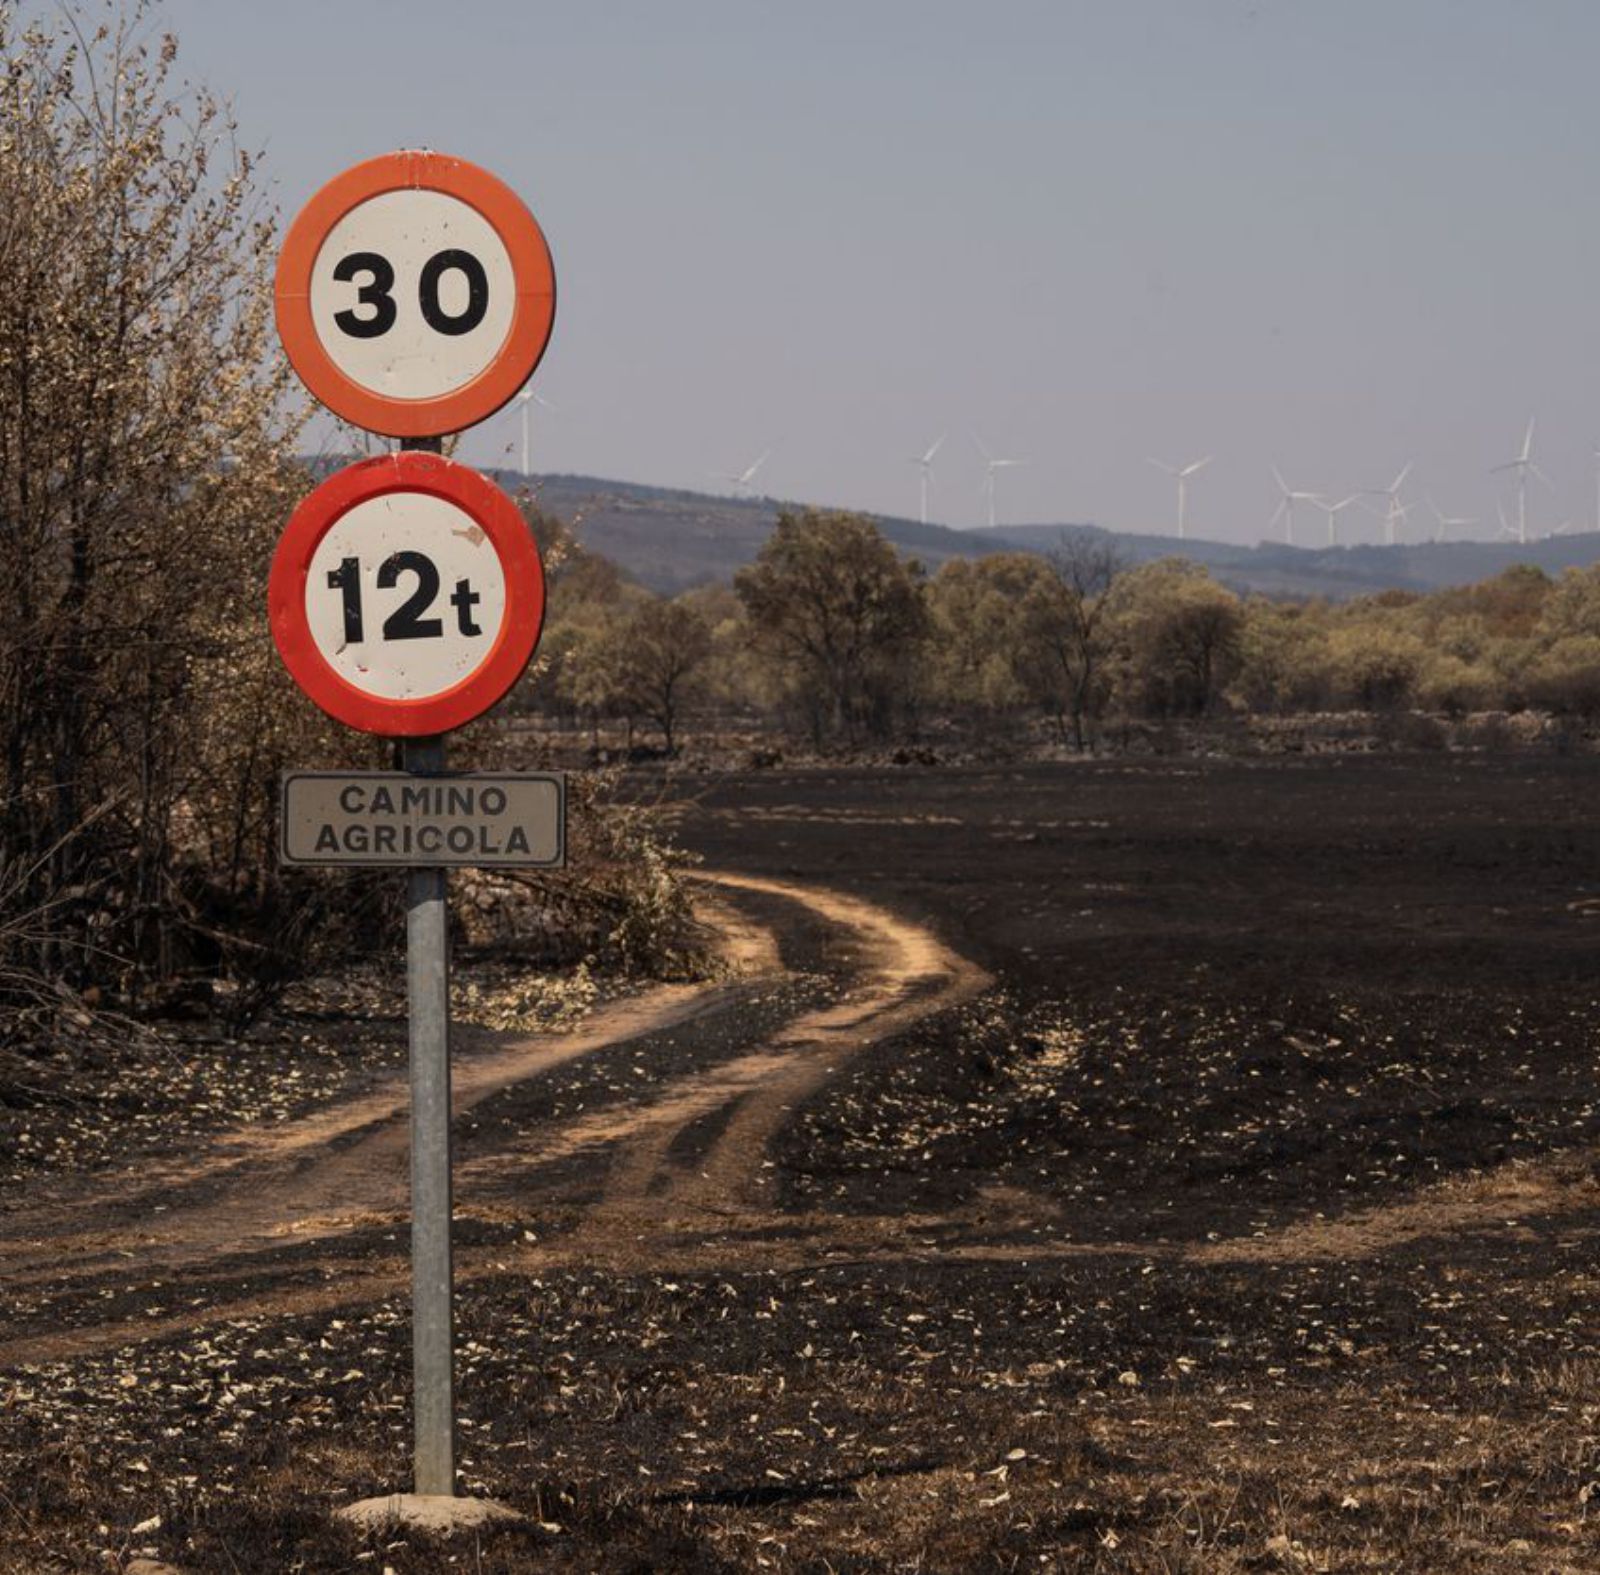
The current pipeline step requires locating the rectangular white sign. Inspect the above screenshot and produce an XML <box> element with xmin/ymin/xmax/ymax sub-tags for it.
<box><xmin>280</xmin><ymin>771</ymin><xmax>564</xmax><ymax>868</ymax></box>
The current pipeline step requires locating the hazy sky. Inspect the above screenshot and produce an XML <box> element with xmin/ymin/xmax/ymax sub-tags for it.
<box><xmin>125</xmin><ymin>2</ymin><xmax>1600</xmax><ymax>542</ymax></box>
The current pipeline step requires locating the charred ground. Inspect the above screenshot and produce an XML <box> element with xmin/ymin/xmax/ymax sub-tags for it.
<box><xmin>3</xmin><ymin>753</ymin><xmax>1600</xmax><ymax>1572</ymax></box>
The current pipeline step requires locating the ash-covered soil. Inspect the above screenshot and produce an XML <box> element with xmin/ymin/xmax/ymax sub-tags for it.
<box><xmin>5</xmin><ymin>753</ymin><xmax>1600</xmax><ymax>1573</ymax></box>
<box><xmin>679</xmin><ymin>755</ymin><xmax>1600</xmax><ymax>1243</ymax></box>
<box><xmin>0</xmin><ymin>958</ymin><xmax>627</xmax><ymax>1197</ymax></box>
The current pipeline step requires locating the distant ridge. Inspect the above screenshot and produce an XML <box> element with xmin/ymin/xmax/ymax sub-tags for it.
<box><xmin>983</xmin><ymin>522</ymin><xmax>1600</xmax><ymax>600</ymax></box>
<box><xmin>476</xmin><ymin>467</ymin><xmax>1600</xmax><ymax>600</ymax></box>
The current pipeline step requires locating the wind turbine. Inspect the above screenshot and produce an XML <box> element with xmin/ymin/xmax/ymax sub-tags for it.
<box><xmin>1147</xmin><ymin>455</ymin><xmax>1210</xmax><ymax>542</ymax></box>
<box><xmin>1490</xmin><ymin>418</ymin><xmax>1551</xmax><ymax>545</ymax></box>
<box><xmin>911</xmin><ymin>435</ymin><xmax>944</xmax><ymax>526</ymax></box>
<box><xmin>515</xmin><ymin>386</ymin><xmax>557</xmax><ymax>478</ymax></box>
<box><xmin>713</xmin><ymin>448</ymin><xmax>772</xmax><ymax>497</ymax></box>
<box><xmin>1426</xmin><ymin>496</ymin><xmax>1477</xmax><ymax>543</ymax></box>
<box><xmin>1311</xmin><ymin>493</ymin><xmax>1363</xmax><ymax>548</ymax></box>
<box><xmin>974</xmin><ymin>434</ymin><xmax>1024</xmax><ymax>529</ymax></box>
<box><xmin>1362</xmin><ymin>461</ymin><xmax>1413</xmax><ymax>546</ymax></box>
<box><xmin>1268</xmin><ymin>467</ymin><xmax>1320</xmax><ymax>546</ymax></box>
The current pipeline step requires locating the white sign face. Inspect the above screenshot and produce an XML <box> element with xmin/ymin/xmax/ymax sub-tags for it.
<box><xmin>307</xmin><ymin>189</ymin><xmax>518</xmax><ymax>403</ymax></box>
<box><xmin>304</xmin><ymin>491</ymin><xmax>508</xmax><ymax>701</ymax></box>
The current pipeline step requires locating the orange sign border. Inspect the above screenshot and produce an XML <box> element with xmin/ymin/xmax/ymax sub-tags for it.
<box><xmin>275</xmin><ymin>151</ymin><xmax>556</xmax><ymax>438</ymax></box>
<box><xmin>268</xmin><ymin>452</ymin><xmax>546</xmax><ymax>736</ymax></box>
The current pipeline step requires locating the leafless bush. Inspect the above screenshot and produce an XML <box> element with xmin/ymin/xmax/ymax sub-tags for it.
<box><xmin>451</xmin><ymin>766</ymin><xmax>712</xmax><ymax>979</ymax></box>
<box><xmin>0</xmin><ymin>6</ymin><xmax>372</xmax><ymax>1005</ymax></box>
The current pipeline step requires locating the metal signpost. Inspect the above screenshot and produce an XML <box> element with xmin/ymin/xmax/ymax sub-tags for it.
<box><xmin>270</xmin><ymin>151</ymin><xmax>558</xmax><ymax>1504</ymax></box>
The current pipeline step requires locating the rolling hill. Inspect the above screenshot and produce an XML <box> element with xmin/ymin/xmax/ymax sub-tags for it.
<box><xmin>484</xmin><ymin>468</ymin><xmax>1600</xmax><ymax>600</ymax></box>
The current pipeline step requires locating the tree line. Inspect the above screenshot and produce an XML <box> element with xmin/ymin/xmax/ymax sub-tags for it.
<box><xmin>520</xmin><ymin>505</ymin><xmax>1600</xmax><ymax>751</ymax></box>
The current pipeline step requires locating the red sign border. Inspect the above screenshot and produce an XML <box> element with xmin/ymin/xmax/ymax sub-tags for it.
<box><xmin>275</xmin><ymin>150</ymin><xmax>557</xmax><ymax>438</ymax></box>
<box><xmin>268</xmin><ymin>452</ymin><xmax>545</xmax><ymax>737</ymax></box>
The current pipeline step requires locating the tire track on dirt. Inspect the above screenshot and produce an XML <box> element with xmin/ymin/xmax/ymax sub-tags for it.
<box><xmin>568</xmin><ymin>873</ymin><xmax>991</xmax><ymax>1247</ymax></box>
<box><xmin>0</xmin><ymin>873</ymin><xmax>986</xmax><ymax>1363</ymax></box>
<box><xmin>0</xmin><ymin>891</ymin><xmax>774</xmax><ymax>1290</ymax></box>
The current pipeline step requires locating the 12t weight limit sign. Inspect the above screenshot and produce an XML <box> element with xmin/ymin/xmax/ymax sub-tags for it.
<box><xmin>270</xmin><ymin>452</ymin><xmax>545</xmax><ymax>735</ymax></box>
<box><xmin>276</xmin><ymin>151</ymin><xmax>556</xmax><ymax>437</ymax></box>
<box><xmin>310</xmin><ymin>495</ymin><xmax>501</xmax><ymax>690</ymax></box>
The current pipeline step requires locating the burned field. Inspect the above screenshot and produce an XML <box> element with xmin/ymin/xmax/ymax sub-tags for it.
<box><xmin>4</xmin><ymin>753</ymin><xmax>1600</xmax><ymax>1572</ymax></box>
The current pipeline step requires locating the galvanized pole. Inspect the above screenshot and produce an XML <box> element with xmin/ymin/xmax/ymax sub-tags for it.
<box><xmin>400</xmin><ymin>435</ymin><xmax>454</xmax><ymax>1498</ymax></box>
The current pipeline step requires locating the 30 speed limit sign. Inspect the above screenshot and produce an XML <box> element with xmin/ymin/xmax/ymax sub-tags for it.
<box><xmin>268</xmin><ymin>451</ymin><xmax>545</xmax><ymax>735</ymax></box>
<box><xmin>275</xmin><ymin>150</ymin><xmax>556</xmax><ymax>437</ymax></box>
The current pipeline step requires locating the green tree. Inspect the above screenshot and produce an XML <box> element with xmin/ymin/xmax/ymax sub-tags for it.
<box><xmin>1232</xmin><ymin>600</ymin><xmax>1332</xmax><ymax>713</ymax></box>
<box><xmin>1018</xmin><ymin>535</ymin><xmax>1125</xmax><ymax>748</ymax></box>
<box><xmin>734</xmin><ymin>508</ymin><xmax>926</xmax><ymax>746</ymax></box>
<box><xmin>1538</xmin><ymin>565</ymin><xmax>1600</xmax><ymax>641</ymax></box>
<box><xmin>1325</xmin><ymin>624</ymin><xmax>1428</xmax><ymax>710</ymax></box>
<box><xmin>1523</xmin><ymin>636</ymin><xmax>1600</xmax><ymax>718</ymax></box>
<box><xmin>925</xmin><ymin>554</ymin><xmax>1047</xmax><ymax>720</ymax></box>
<box><xmin>614</xmin><ymin>597</ymin><xmax>713</xmax><ymax>754</ymax></box>
<box><xmin>1111</xmin><ymin>561</ymin><xmax>1243</xmax><ymax>717</ymax></box>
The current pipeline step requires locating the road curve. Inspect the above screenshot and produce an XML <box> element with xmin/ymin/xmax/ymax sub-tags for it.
<box><xmin>0</xmin><ymin>870</ymin><xmax>989</xmax><ymax>1364</ymax></box>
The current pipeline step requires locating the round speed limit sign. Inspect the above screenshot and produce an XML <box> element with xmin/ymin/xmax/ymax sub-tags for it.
<box><xmin>275</xmin><ymin>151</ymin><xmax>556</xmax><ymax>437</ymax></box>
<box><xmin>268</xmin><ymin>452</ymin><xmax>546</xmax><ymax>735</ymax></box>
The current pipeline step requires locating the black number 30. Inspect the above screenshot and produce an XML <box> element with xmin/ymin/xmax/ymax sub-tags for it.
<box><xmin>332</xmin><ymin>249</ymin><xmax>489</xmax><ymax>339</ymax></box>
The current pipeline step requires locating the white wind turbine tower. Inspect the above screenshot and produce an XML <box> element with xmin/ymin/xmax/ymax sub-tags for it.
<box><xmin>911</xmin><ymin>435</ymin><xmax>944</xmax><ymax>525</ymax></box>
<box><xmin>713</xmin><ymin>448</ymin><xmax>772</xmax><ymax>497</ymax></box>
<box><xmin>1147</xmin><ymin>455</ymin><xmax>1210</xmax><ymax>541</ymax></box>
<box><xmin>1362</xmin><ymin>461</ymin><xmax>1413</xmax><ymax>546</ymax></box>
<box><xmin>1312</xmin><ymin>493</ymin><xmax>1362</xmax><ymax>548</ymax></box>
<box><xmin>1268</xmin><ymin>467</ymin><xmax>1320</xmax><ymax>546</ymax></box>
<box><xmin>1426</xmin><ymin>497</ymin><xmax>1476</xmax><ymax>543</ymax></box>
<box><xmin>515</xmin><ymin>386</ymin><xmax>557</xmax><ymax>478</ymax></box>
<box><xmin>1490</xmin><ymin>418</ymin><xmax>1551</xmax><ymax>545</ymax></box>
<box><xmin>974</xmin><ymin>434</ymin><xmax>1024</xmax><ymax>529</ymax></box>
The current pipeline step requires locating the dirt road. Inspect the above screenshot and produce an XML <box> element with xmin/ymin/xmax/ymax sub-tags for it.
<box><xmin>0</xmin><ymin>869</ymin><xmax>989</xmax><ymax>1367</ymax></box>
